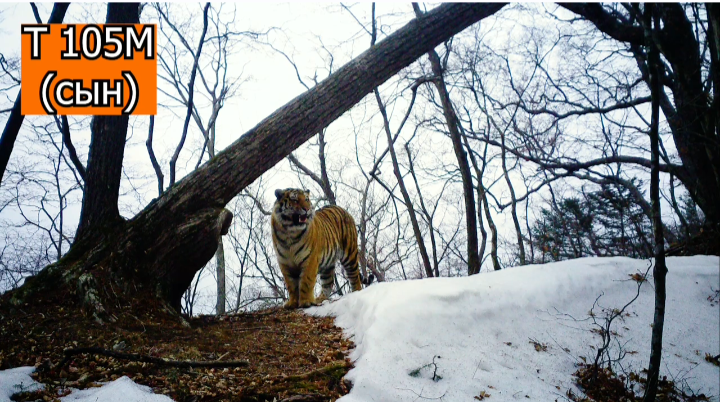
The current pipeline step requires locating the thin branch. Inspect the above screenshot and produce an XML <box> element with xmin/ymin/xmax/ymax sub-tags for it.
<box><xmin>57</xmin><ymin>116</ymin><xmax>86</xmax><ymax>181</ymax></box>
<box><xmin>146</xmin><ymin>116</ymin><xmax>164</xmax><ymax>197</ymax></box>
<box><xmin>168</xmin><ymin>2</ymin><xmax>211</xmax><ymax>188</ymax></box>
<box><xmin>512</xmin><ymin>96</ymin><xmax>651</xmax><ymax>120</ymax></box>
<box><xmin>60</xmin><ymin>347</ymin><xmax>249</xmax><ymax>369</ymax></box>
<box><xmin>30</xmin><ymin>3</ymin><xmax>42</xmax><ymax>23</ymax></box>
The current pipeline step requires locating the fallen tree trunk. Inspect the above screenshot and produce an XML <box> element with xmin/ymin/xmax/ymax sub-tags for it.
<box><xmin>7</xmin><ymin>3</ymin><xmax>506</xmax><ymax>318</ymax></box>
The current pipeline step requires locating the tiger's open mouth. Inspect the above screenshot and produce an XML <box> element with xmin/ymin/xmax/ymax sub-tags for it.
<box><xmin>284</xmin><ymin>213</ymin><xmax>309</xmax><ymax>226</ymax></box>
<box><xmin>293</xmin><ymin>213</ymin><xmax>307</xmax><ymax>225</ymax></box>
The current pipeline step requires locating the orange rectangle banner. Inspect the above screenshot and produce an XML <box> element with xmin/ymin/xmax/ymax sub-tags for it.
<box><xmin>21</xmin><ymin>24</ymin><xmax>157</xmax><ymax>116</ymax></box>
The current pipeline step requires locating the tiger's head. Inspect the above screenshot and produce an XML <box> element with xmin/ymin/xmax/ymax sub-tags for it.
<box><xmin>273</xmin><ymin>188</ymin><xmax>314</xmax><ymax>229</ymax></box>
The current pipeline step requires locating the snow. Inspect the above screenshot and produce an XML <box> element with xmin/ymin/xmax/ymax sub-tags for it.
<box><xmin>60</xmin><ymin>376</ymin><xmax>174</xmax><ymax>402</ymax></box>
<box><xmin>0</xmin><ymin>368</ymin><xmax>172</xmax><ymax>402</ymax></box>
<box><xmin>2</xmin><ymin>256</ymin><xmax>718</xmax><ymax>401</ymax></box>
<box><xmin>309</xmin><ymin>256</ymin><xmax>720</xmax><ymax>401</ymax></box>
<box><xmin>0</xmin><ymin>366</ymin><xmax>43</xmax><ymax>402</ymax></box>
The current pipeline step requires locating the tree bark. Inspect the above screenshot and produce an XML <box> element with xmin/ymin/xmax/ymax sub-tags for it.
<box><xmin>208</xmin><ymin>120</ymin><xmax>227</xmax><ymax>315</ymax></box>
<box><xmin>482</xmin><ymin>186</ymin><xmax>501</xmax><ymax>270</ymax></box>
<box><xmin>215</xmin><ymin>237</ymin><xmax>226</xmax><ymax>315</ymax></box>
<box><xmin>0</xmin><ymin>3</ymin><xmax>70</xmax><ymax>184</ymax></box>
<box><xmin>75</xmin><ymin>3</ymin><xmax>140</xmax><ymax>242</ymax></box>
<box><xmin>462</xmin><ymin>129</ymin><xmax>488</xmax><ymax>274</ymax></box>
<box><xmin>11</xmin><ymin>3</ymin><xmax>505</xmax><ymax>313</ymax></box>
<box><xmin>643</xmin><ymin>6</ymin><xmax>668</xmax><ymax>401</ymax></box>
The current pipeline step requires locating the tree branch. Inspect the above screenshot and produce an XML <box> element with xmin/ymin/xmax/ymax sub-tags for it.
<box><xmin>149</xmin><ymin>3</ymin><xmax>506</xmax><ymax>214</ymax></box>
<box><xmin>558</xmin><ymin>3</ymin><xmax>643</xmax><ymax>45</ymax></box>
<box><xmin>168</xmin><ymin>3</ymin><xmax>211</xmax><ymax>188</ymax></box>
<box><xmin>287</xmin><ymin>153</ymin><xmax>324</xmax><ymax>187</ymax></box>
<box><xmin>0</xmin><ymin>3</ymin><xmax>70</xmax><ymax>184</ymax></box>
<box><xmin>513</xmin><ymin>96</ymin><xmax>651</xmax><ymax>119</ymax></box>
<box><xmin>60</xmin><ymin>347</ymin><xmax>249</xmax><ymax>369</ymax></box>
<box><xmin>146</xmin><ymin>116</ymin><xmax>164</xmax><ymax>197</ymax></box>
<box><xmin>57</xmin><ymin>116</ymin><xmax>86</xmax><ymax>181</ymax></box>
<box><xmin>29</xmin><ymin>3</ymin><xmax>42</xmax><ymax>23</ymax></box>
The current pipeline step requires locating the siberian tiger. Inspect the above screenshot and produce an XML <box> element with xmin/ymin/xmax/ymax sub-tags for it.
<box><xmin>271</xmin><ymin>188</ymin><xmax>368</xmax><ymax>309</ymax></box>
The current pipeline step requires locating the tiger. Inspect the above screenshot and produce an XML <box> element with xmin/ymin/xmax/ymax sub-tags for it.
<box><xmin>271</xmin><ymin>188</ymin><xmax>369</xmax><ymax>309</ymax></box>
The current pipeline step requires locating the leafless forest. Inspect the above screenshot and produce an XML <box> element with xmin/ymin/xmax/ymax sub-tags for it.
<box><xmin>0</xmin><ymin>3</ymin><xmax>714</xmax><ymax>318</ymax></box>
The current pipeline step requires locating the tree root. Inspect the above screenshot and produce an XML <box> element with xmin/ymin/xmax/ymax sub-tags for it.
<box><xmin>58</xmin><ymin>347</ymin><xmax>250</xmax><ymax>370</ymax></box>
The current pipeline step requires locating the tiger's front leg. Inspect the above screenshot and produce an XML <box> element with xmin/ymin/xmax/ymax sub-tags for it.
<box><xmin>280</xmin><ymin>266</ymin><xmax>299</xmax><ymax>309</ymax></box>
<box><xmin>298</xmin><ymin>257</ymin><xmax>319</xmax><ymax>308</ymax></box>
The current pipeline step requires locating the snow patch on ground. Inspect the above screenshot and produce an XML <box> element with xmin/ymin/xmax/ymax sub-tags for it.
<box><xmin>0</xmin><ymin>366</ymin><xmax>43</xmax><ymax>402</ymax></box>
<box><xmin>309</xmin><ymin>256</ymin><xmax>720</xmax><ymax>401</ymax></box>
<box><xmin>0</xmin><ymin>368</ymin><xmax>172</xmax><ymax>402</ymax></box>
<box><xmin>60</xmin><ymin>376</ymin><xmax>174</xmax><ymax>402</ymax></box>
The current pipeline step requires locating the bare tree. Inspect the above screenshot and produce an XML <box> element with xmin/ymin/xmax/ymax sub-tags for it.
<box><xmin>642</xmin><ymin>6</ymin><xmax>668</xmax><ymax>400</ymax></box>
<box><xmin>146</xmin><ymin>116</ymin><xmax>164</xmax><ymax>197</ymax></box>
<box><xmin>374</xmin><ymin>85</ymin><xmax>435</xmax><ymax>278</ymax></box>
<box><xmin>462</xmin><ymin>130</ymin><xmax>500</xmax><ymax>271</ymax></box>
<box><xmin>413</xmin><ymin>3</ymin><xmax>480</xmax><ymax>276</ymax></box>
<box><xmin>553</xmin><ymin>3</ymin><xmax>720</xmax><ymax>228</ymax></box>
<box><xmin>155</xmin><ymin>3</ymin><xmax>259</xmax><ymax>314</ymax></box>
<box><xmin>232</xmin><ymin>182</ymin><xmax>288</xmax><ymax>310</ymax></box>
<box><xmin>273</xmin><ymin>49</ymin><xmax>338</xmax><ymax>206</ymax></box>
<box><xmin>0</xmin><ymin>5</ymin><xmax>84</xmax><ymax>295</ymax></box>
<box><xmin>74</xmin><ymin>3</ymin><xmax>140</xmax><ymax>242</ymax></box>
<box><xmin>404</xmin><ymin>132</ymin><xmax>455</xmax><ymax>277</ymax></box>
<box><xmin>0</xmin><ymin>3</ymin><xmax>70</xmax><ymax>184</ymax></box>
<box><xmin>157</xmin><ymin>3</ymin><xmax>211</xmax><ymax>189</ymax></box>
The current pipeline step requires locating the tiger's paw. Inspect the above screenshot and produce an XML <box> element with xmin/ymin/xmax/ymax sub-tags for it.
<box><xmin>283</xmin><ymin>299</ymin><xmax>298</xmax><ymax>309</ymax></box>
<box><xmin>298</xmin><ymin>298</ymin><xmax>317</xmax><ymax>308</ymax></box>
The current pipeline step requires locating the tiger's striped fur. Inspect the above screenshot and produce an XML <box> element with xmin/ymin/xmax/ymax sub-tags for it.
<box><xmin>271</xmin><ymin>188</ymin><xmax>364</xmax><ymax>309</ymax></box>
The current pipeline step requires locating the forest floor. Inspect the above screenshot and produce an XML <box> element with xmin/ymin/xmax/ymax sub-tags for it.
<box><xmin>1</xmin><ymin>296</ymin><xmax>354</xmax><ymax>402</ymax></box>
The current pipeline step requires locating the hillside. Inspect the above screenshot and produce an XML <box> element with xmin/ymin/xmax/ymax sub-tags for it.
<box><xmin>309</xmin><ymin>256</ymin><xmax>720</xmax><ymax>401</ymax></box>
<box><xmin>2</xmin><ymin>256</ymin><xmax>718</xmax><ymax>401</ymax></box>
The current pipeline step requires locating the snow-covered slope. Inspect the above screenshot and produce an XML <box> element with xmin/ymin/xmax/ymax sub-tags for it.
<box><xmin>310</xmin><ymin>256</ymin><xmax>720</xmax><ymax>401</ymax></box>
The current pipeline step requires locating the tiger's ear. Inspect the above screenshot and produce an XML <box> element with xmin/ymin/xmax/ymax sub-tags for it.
<box><xmin>304</xmin><ymin>189</ymin><xmax>311</xmax><ymax>196</ymax></box>
<box><xmin>275</xmin><ymin>189</ymin><xmax>285</xmax><ymax>200</ymax></box>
